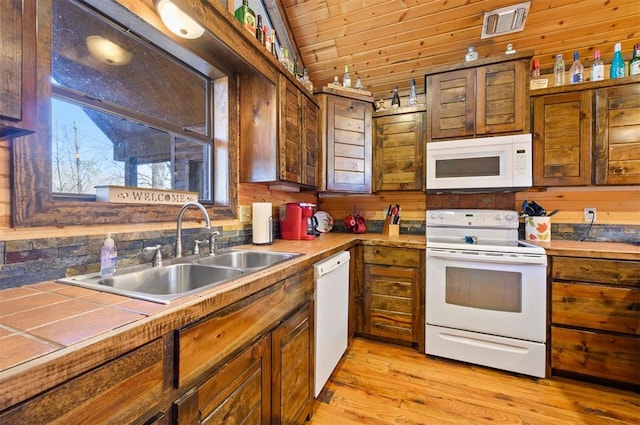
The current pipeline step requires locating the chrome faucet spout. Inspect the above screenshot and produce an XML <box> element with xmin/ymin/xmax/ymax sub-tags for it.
<box><xmin>176</xmin><ymin>201</ymin><xmax>211</xmax><ymax>258</ymax></box>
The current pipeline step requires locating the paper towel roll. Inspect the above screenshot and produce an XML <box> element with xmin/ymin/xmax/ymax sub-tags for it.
<box><xmin>252</xmin><ymin>202</ymin><xmax>272</xmax><ymax>245</ymax></box>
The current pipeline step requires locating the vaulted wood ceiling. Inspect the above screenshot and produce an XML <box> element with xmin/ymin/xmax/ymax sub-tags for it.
<box><xmin>282</xmin><ymin>0</ymin><xmax>640</xmax><ymax>100</ymax></box>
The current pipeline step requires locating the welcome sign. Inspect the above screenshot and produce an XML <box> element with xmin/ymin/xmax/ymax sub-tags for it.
<box><xmin>95</xmin><ymin>185</ymin><xmax>199</xmax><ymax>205</ymax></box>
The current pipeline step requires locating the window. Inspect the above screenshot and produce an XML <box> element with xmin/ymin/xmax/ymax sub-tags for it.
<box><xmin>52</xmin><ymin>0</ymin><xmax>213</xmax><ymax>200</ymax></box>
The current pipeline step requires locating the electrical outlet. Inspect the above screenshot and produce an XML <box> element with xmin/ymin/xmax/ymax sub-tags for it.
<box><xmin>239</xmin><ymin>205</ymin><xmax>251</xmax><ymax>223</ymax></box>
<box><xmin>583</xmin><ymin>208</ymin><xmax>597</xmax><ymax>223</ymax></box>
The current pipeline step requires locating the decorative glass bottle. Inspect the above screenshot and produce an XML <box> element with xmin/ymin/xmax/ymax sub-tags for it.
<box><xmin>343</xmin><ymin>66</ymin><xmax>351</xmax><ymax>88</ymax></box>
<box><xmin>408</xmin><ymin>79</ymin><xmax>418</xmax><ymax>105</ymax></box>
<box><xmin>391</xmin><ymin>85</ymin><xmax>400</xmax><ymax>108</ymax></box>
<box><xmin>610</xmin><ymin>42</ymin><xmax>626</xmax><ymax>79</ymax></box>
<box><xmin>554</xmin><ymin>54</ymin><xmax>565</xmax><ymax>86</ymax></box>
<box><xmin>569</xmin><ymin>51</ymin><xmax>584</xmax><ymax>84</ymax></box>
<box><xmin>629</xmin><ymin>43</ymin><xmax>640</xmax><ymax>76</ymax></box>
<box><xmin>591</xmin><ymin>50</ymin><xmax>604</xmax><ymax>81</ymax></box>
<box><xmin>234</xmin><ymin>0</ymin><xmax>256</xmax><ymax>36</ymax></box>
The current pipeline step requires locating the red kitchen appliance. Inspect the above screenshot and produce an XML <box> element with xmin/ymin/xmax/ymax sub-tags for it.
<box><xmin>280</xmin><ymin>203</ymin><xmax>317</xmax><ymax>240</ymax></box>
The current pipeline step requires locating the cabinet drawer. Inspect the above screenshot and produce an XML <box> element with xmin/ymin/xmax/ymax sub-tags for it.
<box><xmin>363</xmin><ymin>246</ymin><xmax>421</xmax><ymax>268</ymax></box>
<box><xmin>0</xmin><ymin>339</ymin><xmax>164</xmax><ymax>424</ymax></box>
<box><xmin>552</xmin><ymin>257</ymin><xmax>640</xmax><ymax>286</ymax></box>
<box><xmin>176</xmin><ymin>269</ymin><xmax>313</xmax><ymax>388</ymax></box>
<box><xmin>552</xmin><ymin>282</ymin><xmax>639</xmax><ymax>335</ymax></box>
<box><xmin>551</xmin><ymin>326</ymin><xmax>640</xmax><ymax>386</ymax></box>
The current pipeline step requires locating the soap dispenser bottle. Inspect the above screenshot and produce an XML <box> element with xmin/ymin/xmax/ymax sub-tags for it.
<box><xmin>100</xmin><ymin>233</ymin><xmax>117</xmax><ymax>278</ymax></box>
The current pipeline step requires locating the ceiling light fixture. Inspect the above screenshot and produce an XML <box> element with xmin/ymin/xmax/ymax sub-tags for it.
<box><xmin>154</xmin><ymin>0</ymin><xmax>205</xmax><ymax>39</ymax></box>
<box><xmin>85</xmin><ymin>35</ymin><xmax>132</xmax><ymax>66</ymax></box>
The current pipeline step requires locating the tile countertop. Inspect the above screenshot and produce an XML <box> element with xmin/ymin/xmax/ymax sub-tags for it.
<box><xmin>0</xmin><ymin>233</ymin><xmax>423</xmax><ymax>408</ymax></box>
<box><xmin>0</xmin><ymin>232</ymin><xmax>637</xmax><ymax>409</ymax></box>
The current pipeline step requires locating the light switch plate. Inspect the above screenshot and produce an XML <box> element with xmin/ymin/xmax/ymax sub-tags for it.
<box><xmin>239</xmin><ymin>205</ymin><xmax>251</xmax><ymax>223</ymax></box>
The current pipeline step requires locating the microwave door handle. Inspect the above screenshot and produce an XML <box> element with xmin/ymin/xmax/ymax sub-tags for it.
<box><xmin>427</xmin><ymin>249</ymin><xmax>545</xmax><ymax>265</ymax></box>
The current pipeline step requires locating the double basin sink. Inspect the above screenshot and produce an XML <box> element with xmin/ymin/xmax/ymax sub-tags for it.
<box><xmin>58</xmin><ymin>250</ymin><xmax>301</xmax><ymax>304</ymax></box>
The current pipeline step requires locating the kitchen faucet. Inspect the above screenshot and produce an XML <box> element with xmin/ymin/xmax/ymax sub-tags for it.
<box><xmin>175</xmin><ymin>201</ymin><xmax>211</xmax><ymax>258</ymax></box>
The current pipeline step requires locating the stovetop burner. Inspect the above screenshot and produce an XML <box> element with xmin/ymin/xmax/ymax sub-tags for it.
<box><xmin>426</xmin><ymin>209</ymin><xmax>546</xmax><ymax>256</ymax></box>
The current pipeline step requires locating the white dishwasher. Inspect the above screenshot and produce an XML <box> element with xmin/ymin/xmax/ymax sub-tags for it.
<box><xmin>313</xmin><ymin>250</ymin><xmax>350</xmax><ymax>398</ymax></box>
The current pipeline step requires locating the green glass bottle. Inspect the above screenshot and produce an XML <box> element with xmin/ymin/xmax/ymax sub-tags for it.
<box><xmin>234</xmin><ymin>0</ymin><xmax>256</xmax><ymax>36</ymax></box>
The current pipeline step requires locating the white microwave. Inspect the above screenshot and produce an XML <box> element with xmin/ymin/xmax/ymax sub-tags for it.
<box><xmin>426</xmin><ymin>134</ymin><xmax>532</xmax><ymax>192</ymax></box>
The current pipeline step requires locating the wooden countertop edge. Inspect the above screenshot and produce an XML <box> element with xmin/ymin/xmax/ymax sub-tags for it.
<box><xmin>527</xmin><ymin>240</ymin><xmax>640</xmax><ymax>260</ymax></box>
<box><xmin>1</xmin><ymin>234</ymin><xmax>636</xmax><ymax>408</ymax></box>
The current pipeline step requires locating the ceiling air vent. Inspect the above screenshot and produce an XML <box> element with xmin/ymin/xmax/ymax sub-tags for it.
<box><xmin>481</xmin><ymin>2</ymin><xmax>531</xmax><ymax>39</ymax></box>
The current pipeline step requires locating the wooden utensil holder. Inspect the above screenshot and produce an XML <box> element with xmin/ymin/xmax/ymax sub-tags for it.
<box><xmin>387</xmin><ymin>224</ymin><xmax>399</xmax><ymax>236</ymax></box>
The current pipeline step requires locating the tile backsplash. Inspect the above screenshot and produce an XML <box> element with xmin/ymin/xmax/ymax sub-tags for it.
<box><xmin>0</xmin><ymin>222</ymin><xmax>637</xmax><ymax>289</ymax></box>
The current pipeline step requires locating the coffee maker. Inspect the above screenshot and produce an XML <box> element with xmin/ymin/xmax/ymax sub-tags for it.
<box><xmin>280</xmin><ymin>202</ymin><xmax>318</xmax><ymax>240</ymax></box>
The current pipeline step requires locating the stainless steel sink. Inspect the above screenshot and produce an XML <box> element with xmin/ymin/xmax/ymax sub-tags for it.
<box><xmin>58</xmin><ymin>263</ymin><xmax>244</xmax><ymax>304</ymax></box>
<box><xmin>57</xmin><ymin>249</ymin><xmax>301</xmax><ymax>304</ymax></box>
<box><xmin>193</xmin><ymin>249</ymin><xmax>301</xmax><ymax>271</ymax></box>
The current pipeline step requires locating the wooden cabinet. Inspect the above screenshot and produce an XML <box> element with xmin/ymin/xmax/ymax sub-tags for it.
<box><xmin>356</xmin><ymin>246</ymin><xmax>424</xmax><ymax>350</ymax></box>
<box><xmin>239</xmin><ymin>73</ymin><xmax>318</xmax><ymax>190</ymax></box>
<box><xmin>550</xmin><ymin>256</ymin><xmax>640</xmax><ymax>388</ymax></box>
<box><xmin>0</xmin><ymin>0</ymin><xmax>36</xmax><ymax>139</ymax></box>
<box><xmin>271</xmin><ymin>304</ymin><xmax>313</xmax><ymax>425</ymax></box>
<box><xmin>174</xmin><ymin>269</ymin><xmax>314</xmax><ymax>424</ymax></box>
<box><xmin>531</xmin><ymin>78</ymin><xmax>640</xmax><ymax>187</ymax></box>
<box><xmin>174</xmin><ymin>335</ymin><xmax>271</xmax><ymax>424</ymax></box>
<box><xmin>301</xmin><ymin>95</ymin><xmax>319</xmax><ymax>187</ymax></box>
<box><xmin>532</xmin><ymin>91</ymin><xmax>593</xmax><ymax>186</ymax></box>
<box><xmin>426</xmin><ymin>57</ymin><xmax>529</xmax><ymax>140</ymax></box>
<box><xmin>316</xmin><ymin>88</ymin><xmax>374</xmax><ymax>193</ymax></box>
<box><xmin>595</xmin><ymin>83</ymin><xmax>640</xmax><ymax>185</ymax></box>
<box><xmin>0</xmin><ymin>339</ymin><xmax>165</xmax><ymax>424</ymax></box>
<box><xmin>373</xmin><ymin>105</ymin><xmax>425</xmax><ymax>191</ymax></box>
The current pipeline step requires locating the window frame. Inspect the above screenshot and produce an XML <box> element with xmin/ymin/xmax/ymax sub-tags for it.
<box><xmin>12</xmin><ymin>0</ymin><xmax>239</xmax><ymax>226</ymax></box>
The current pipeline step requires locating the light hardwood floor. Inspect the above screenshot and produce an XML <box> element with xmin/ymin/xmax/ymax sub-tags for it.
<box><xmin>308</xmin><ymin>338</ymin><xmax>639</xmax><ymax>425</ymax></box>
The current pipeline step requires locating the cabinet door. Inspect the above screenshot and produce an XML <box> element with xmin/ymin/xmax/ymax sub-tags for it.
<box><xmin>533</xmin><ymin>91</ymin><xmax>593</xmax><ymax>186</ymax></box>
<box><xmin>174</xmin><ymin>335</ymin><xmax>271</xmax><ymax>425</ymax></box>
<box><xmin>364</xmin><ymin>264</ymin><xmax>419</xmax><ymax>343</ymax></box>
<box><xmin>279</xmin><ymin>76</ymin><xmax>303</xmax><ymax>184</ymax></box>
<box><xmin>373</xmin><ymin>109</ymin><xmax>425</xmax><ymax>191</ymax></box>
<box><xmin>326</xmin><ymin>96</ymin><xmax>372</xmax><ymax>193</ymax></box>
<box><xmin>271</xmin><ymin>303</ymin><xmax>313</xmax><ymax>425</ymax></box>
<box><xmin>360</xmin><ymin>246</ymin><xmax>424</xmax><ymax>348</ymax></box>
<box><xmin>301</xmin><ymin>96</ymin><xmax>319</xmax><ymax>187</ymax></box>
<box><xmin>427</xmin><ymin>69</ymin><xmax>475</xmax><ymax>140</ymax></box>
<box><xmin>0</xmin><ymin>0</ymin><xmax>36</xmax><ymax>138</ymax></box>
<box><xmin>476</xmin><ymin>60</ymin><xmax>528</xmax><ymax>135</ymax></box>
<box><xmin>595</xmin><ymin>83</ymin><xmax>640</xmax><ymax>185</ymax></box>
<box><xmin>0</xmin><ymin>339</ymin><xmax>164</xmax><ymax>424</ymax></box>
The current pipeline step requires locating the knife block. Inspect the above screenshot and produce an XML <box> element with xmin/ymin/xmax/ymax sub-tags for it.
<box><xmin>386</xmin><ymin>224</ymin><xmax>399</xmax><ymax>236</ymax></box>
<box><xmin>382</xmin><ymin>215</ymin><xmax>390</xmax><ymax>235</ymax></box>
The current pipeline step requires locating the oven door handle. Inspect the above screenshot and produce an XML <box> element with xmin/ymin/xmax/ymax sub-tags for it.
<box><xmin>427</xmin><ymin>248</ymin><xmax>546</xmax><ymax>265</ymax></box>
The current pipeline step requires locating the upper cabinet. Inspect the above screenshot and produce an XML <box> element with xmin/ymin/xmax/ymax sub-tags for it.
<box><xmin>373</xmin><ymin>105</ymin><xmax>425</xmax><ymax>191</ymax></box>
<box><xmin>531</xmin><ymin>76</ymin><xmax>640</xmax><ymax>187</ymax></box>
<box><xmin>532</xmin><ymin>91</ymin><xmax>593</xmax><ymax>186</ymax></box>
<box><xmin>595</xmin><ymin>83</ymin><xmax>640</xmax><ymax>185</ymax></box>
<box><xmin>426</xmin><ymin>54</ymin><xmax>530</xmax><ymax>141</ymax></box>
<box><xmin>239</xmin><ymin>73</ymin><xmax>319</xmax><ymax>190</ymax></box>
<box><xmin>0</xmin><ymin>0</ymin><xmax>36</xmax><ymax>139</ymax></box>
<box><xmin>316</xmin><ymin>88</ymin><xmax>374</xmax><ymax>193</ymax></box>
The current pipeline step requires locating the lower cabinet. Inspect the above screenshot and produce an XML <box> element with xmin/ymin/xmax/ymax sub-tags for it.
<box><xmin>356</xmin><ymin>245</ymin><xmax>424</xmax><ymax>350</ymax></box>
<box><xmin>550</xmin><ymin>256</ymin><xmax>640</xmax><ymax>388</ymax></box>
<box><xmin>0</xmin><ymin>339</ymin><xmax>165</xmax><ymax>424</ymax></box>
<box><xmin>173</xmin><ymin>269</ymin><xmax>314</xmax><ymax>424</ymax></box>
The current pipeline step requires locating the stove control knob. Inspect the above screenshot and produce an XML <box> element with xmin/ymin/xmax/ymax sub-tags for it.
<box><xmin>504</xmin><ymin>213</ymin><xmax>515</xmax><ymax>221</ymax></box>
<box><xmin>438</xmin><ymin>212</ymin><xmax>445</xmax><ymax>220</ymax></box>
